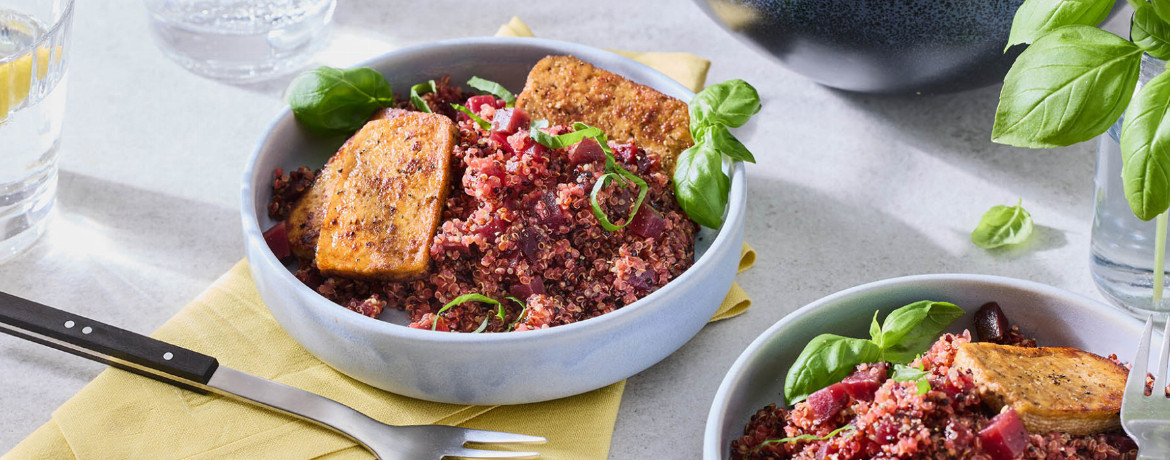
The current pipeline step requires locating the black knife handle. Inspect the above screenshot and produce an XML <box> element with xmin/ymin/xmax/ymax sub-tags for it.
<box><xmin>0</xmin><ymin>291</ymin><xmax>219</xmax><ymax>390</ymax></box>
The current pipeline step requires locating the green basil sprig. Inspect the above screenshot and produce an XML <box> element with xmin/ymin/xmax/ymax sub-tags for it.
<box><xmin>410</xmin><ymin>80</ymin><xmax>438</xmax><ymax>113</ymax></box>
<box><xmin>675</xmin><ymin>79</ymin><xmax>761</xmax><ymax>229</ymax></box>
<box><xmin>286</xmin><ymin>66</ymin><xmax>394</xmax><ymax>135</ymax></box>
<box><xmin>1133</xmin><ymin>1</ymin><xmax>1170</xmax><ymax>61</ymax></box>
<box><xmin>467</xmin><ymin>76</ymin><xmax>516</xmax><ymax>107</ymax></box>
<box><xmin>783</xmin><ymin>301</ymin><xmax>963</xmax><ymax>404</ymax></box>
<box><xmin>1003</xmin><ymin>0</ymin><xmax>1113</xmax><ymax>51</ymax></box>
<box><xmin>891</xmin><ymin>363</ymin><xmax>931</xmax><ymax>396</ymax></box>
<box><xmin>752</xmin><ymin>425</ymin><xmax>856</xmax><ymax>453</ymax></box>
<box><xmin>432</xmin><ymin>293</ymin><xmax>505</xmax><ymax>332</ymax></box>
<box><xmin>993</xmin><ymin>26</ymin><xmax>1142</xmax><ymax>148</ymax></box>
<box><xmin>971</xmin><ymin>200</ymin><xmax>1034</xmax><ymax>249</ymax></box>
<box><xmin>451</xmin><ymin>103</ymin><xmax>491</xmax><ymax>130</ymax></box>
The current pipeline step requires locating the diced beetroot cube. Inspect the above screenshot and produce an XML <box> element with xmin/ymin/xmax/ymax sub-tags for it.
<box><xmin>467</xmin><ymin>95</ymin><xmax>502</xmax><ymax>113</ymax></box>
<box><xmin>568</xmin><ymin>138</ymin><xmax>607</xmax><ymax>165</ymax></box>
<box><xmin>518</xmin><ymin>228</ymin><xmax>540</xmax><ymax>262</ymax></box>
<box><xmin>978</xmin><ymin>409</ymin><xmax>1029</xmax><ymax>460</ymax></box>
<box><xmin>806</xmin><ymin>382</ymin><xmax>849</xmax><ymax>423</ymax></box>
<box><xmin>263</xmin><ymin>221</ymin><xmax>291</xmax><ymax>260</ymax></box>
<box><xmin>490</xmin><ymin>131</ymin><xmax>513</xmax><ymax>153</ymax></box>
<box><xmin>534</xmin><ymin>192</ymin><xmax>567</xmax><ymax>228</ymax></box>
<box><xmin>627</xmin><ymin>204</ymin><xmax>667</xmax><ymax>239</ymax></box>
<box><xmin>491</xmin><ymin>107</ymin><xmax>531</xmax><ymax>136</ymax></box>
<box><xmin>627</xmin><ymin>269</ymin><xmax>656</xmax><ymax>292</ymax></box>
<box><xmin>509</xmin><ymin>276</ymin><xmax>546</xmax><ymax>299</ymax></box>
<box><xmin>840</xmin><ymin>362</ymin><xmax>888</xmax><ymax>402</ymax></box>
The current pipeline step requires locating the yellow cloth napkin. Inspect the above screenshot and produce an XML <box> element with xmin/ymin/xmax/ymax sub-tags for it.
<box><xmin>5</xmin><ymin>19</ymin><xmax>754</xmax><ymax>460</ymax></box>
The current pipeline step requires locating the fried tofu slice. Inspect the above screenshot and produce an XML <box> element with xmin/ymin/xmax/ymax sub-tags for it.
<box><xmin>515</xmin><ymin>55</ymin><xmax>693</xmax><ymax>173</ymax></box>
<box><xmin>286</xmin><ymin>139</ymin><xmax>358</xmax><ymax>260</ymax></box>
<box><xmin>315</xmin><ymin>113</ymin><xmax>457</xmax><ymax>280</ymax></box>
<box><xmin>953</xmin><ymin>342</ymin><xmax>1128</xmax><ymax>435</ymax></box>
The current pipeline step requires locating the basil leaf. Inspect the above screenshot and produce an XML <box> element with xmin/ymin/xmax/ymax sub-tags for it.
<box><xmin>869</xmin><ymin>311</ymin><xmax>882</xmax><ymax>342</ymax></box>
<box><xmin>410</xmin><ymin>80</ymin><xmax>437</xmax><ymax>113</ymax></box>
<box><xmin>286</xmin><ymin>66</ymin><xmax>394</xmax><ymax>135</ymax></box>
<box><xmin>450</xmin><ymin>103</ymin><xmax>491</xmax><ymax>130</ymax></box>
<box><xmin>879</xmin><ymin>301</ymin><xmax>965</xmax><ymax>364</ymax></box>
<box><xmin>1121</xmin><ymin>70</ymin><xmax>1170</xmax><ymax>221</ymax></box>
<box><xmin>673</xmin><ymin>143</ymin><xmax>729</xmax><ymax>229</ymax></box>
<box><xmin>891</xmin><ymin>363</ymin><xmax>928</xmax><ymax>382</ymax></box>
<box><xmin>1155</xmin><ymin>0</ymin><xmax>1170</xmax><ymax>25</ymax></box>
<box><xmin>992</xmin><ymin>26</ymin><xmax>1142</xmax><ymax>148</ymax></box>
<box><xmin>1133</xmin><ymin>2</ymin><xmax>1170</xmax><ymax>61</ymax></box>
<box><xmin>690</xmin><ymin>79</ymin><xmax>761</xmax><ymax>128</ymax></box>
<box><xmin>783</xmin><ymin>334</ymin><xmax>881</xmax><ymax>404</ymax></box>
<box><xmin>1004</xmin><ymin>0</ymin><xmax>1114</xmax><ymax>51</ymax></box>
<box><xmin>971</xmin><ymin>200</ymin><xmax>1034</xmax><ymax>248</ymax></box>
<box><xmin>432</xmin><ymin>293</ymin><xmax>502</xmax><ymax>331</ymax></box>
<box><xmin>696</xmin><ymin>125</ymin><xmax>755</xmax><ymax>163</ymax></box>
<box><xmin>530</xmin><ymin>121</ymin><xmax>603</xmax><ymax>149</ymax></box>
<box><xmin>467</xmin><ymin>76</ymin><xmax>516</xmax><ymax>106</ymax></box>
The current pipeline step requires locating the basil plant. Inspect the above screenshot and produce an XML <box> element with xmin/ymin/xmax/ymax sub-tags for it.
<box><xmin>993</xmin><ymin>0</ymin><xmax>1170</xmax><ymax>301</ymax></box>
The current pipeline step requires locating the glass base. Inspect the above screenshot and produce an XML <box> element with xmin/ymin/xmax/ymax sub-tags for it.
<box><xmin>0</xmin><ymin>163</ymin><xmax>55</xmax><ymax>264</ymax></box>
<box><xmin>1091</xmin><ymin>251</ymin><xmax>1170</xmax><ymax>322</ymax></box>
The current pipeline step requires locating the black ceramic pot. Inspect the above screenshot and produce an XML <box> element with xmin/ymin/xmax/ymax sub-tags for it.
<box><xmin>694</xmin><ymin>0</ymin><xmax>1026</xmax><ymax>94</ymax></box>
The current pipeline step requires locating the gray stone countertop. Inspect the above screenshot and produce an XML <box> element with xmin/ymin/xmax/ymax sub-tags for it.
<box><xmin>0</xmin><ymin>0</ymin><xmax>1133</xmax><ymax>458</ymax></box>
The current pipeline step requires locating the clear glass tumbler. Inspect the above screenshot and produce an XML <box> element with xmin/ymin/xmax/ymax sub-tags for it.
<box><xmin>0</xmin><ymin>0</ymin><xmax>73</xmax><ymax>263</ymax></box>
<box><xmin>143</xmin><ymin>0</ymin><xmax>336</xmax><ymax>81</ymax></box>
<box><xmin>1091</xmin><ymin>55</ymin><xmax>1170</xmax><ymax>321</ymax></box>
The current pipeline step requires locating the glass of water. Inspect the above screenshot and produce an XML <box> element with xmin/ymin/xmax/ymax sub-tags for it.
<box><xmin>0</xmin><ymin>0</ymin><xmax>73</xmax><ymax>263</ymax></box>
<box><xmin>144</xmin><ymin>0</ymin><xmax>336</xmax><ymax>81</ymax></box>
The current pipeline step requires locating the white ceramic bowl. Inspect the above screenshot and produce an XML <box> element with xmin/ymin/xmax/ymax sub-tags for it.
<box><xmin>242</xmin><ymin>37</ymin><xmax>747</xmax><ymax>405</ymax></box>
<box><xmin>704</xmin><ymin>275</ymin><xmax>1149</xmax><ymax>459</ymax></box>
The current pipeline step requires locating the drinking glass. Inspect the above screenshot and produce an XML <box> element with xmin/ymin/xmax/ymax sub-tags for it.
<box><xmin>1091</xmin><ymin>55</ymin><xmax>1170</xmax><ymax>321</ymax></box>
<box><xmin>0</xmin><ymin>0</ymin><xmax>73</xmax><ymax>263</ymax></box>
<box><xmin>143</xmin><ymin>0</ymin><xmax>336</xmax><ymax>81</ymax></box>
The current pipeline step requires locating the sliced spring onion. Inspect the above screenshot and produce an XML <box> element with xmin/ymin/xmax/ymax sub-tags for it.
<box><xmin>467</xmin><ymin>76</ymin><xmax>516</xmax><ymax>107</ymax></box>
<box><xmin>753</xmin><ymin>425</ymin><xmax>856</xmax><ymax>452</ymax></box>
<box><xmin>505</xmin><ymin>296</ymin><xmax>528</xmax><ymax>330</ymax></box>
<box><xmin>410</xmin><ymin>80</ymin><xmax>437</xmax><ymax>113</ymax></box>
<box><xmin>432</xmin><ymin>293</ymin><xmax>503</xmax><ymax>332</ymax></box>
<box><xmin>450</xmin><ymin>103</ymin><xmax>491</xmax><ymax>130</ymax></box>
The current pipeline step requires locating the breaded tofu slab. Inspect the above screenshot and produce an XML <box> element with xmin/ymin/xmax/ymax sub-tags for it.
<box><xmin>286</xmin><ymin>138</ymin><xmax>357</xmax><ymax>260</ymax></box>
<box><xmin>953</xmin><ymin>342</ymin><xmax>1128</xmax><ymax>435</ymax></box>
<box><xmin>515</xmin><ymin>55</ymin><xmax>693</xmax><ymax>173</ymax></box>
<box><xmin>315</xmin><ymin>112</ymin><xmax>457</xmax><ymax>280</ymax></box>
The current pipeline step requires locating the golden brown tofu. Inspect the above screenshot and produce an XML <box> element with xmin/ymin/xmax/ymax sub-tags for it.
<box><xmin>953</xmin><ymin>342</ymin><xmax>1128</xmax><ymax>435</ymax></box>
<box><xmin>515</xmin><ymin>55</ymin><xmax>693</xmax><ymax>173</ymax></box>
<box><xmin>285</xmin><ymin>139</ymin><xmax>357</xmax><ymax>260</ymax></box>
<box><xmin>315</xmin><ymin>113</ymin><xmax>457</xmax><ymax>280</ymax></box>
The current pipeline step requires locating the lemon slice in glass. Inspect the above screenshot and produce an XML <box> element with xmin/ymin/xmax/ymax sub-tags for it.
<box><xmin>1</xmin><ymin>47</ymin><xmax>55</xmax><ymax>120</ymax></box>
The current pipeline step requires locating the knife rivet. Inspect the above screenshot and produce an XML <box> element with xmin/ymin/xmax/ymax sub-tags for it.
<box><xmin>81</xmin><ymin>327</ymin><xmax>92</xmax><ymax>334</ymax></box>
<box><xmin>163</xmin><ymin>352</ymin><xmax>173</xmax><ymax>361</ymax></box>
<box><xmin>64</xmin><ymin>321</ymin><xmax>74</xmax><ymax>329</ymax></box>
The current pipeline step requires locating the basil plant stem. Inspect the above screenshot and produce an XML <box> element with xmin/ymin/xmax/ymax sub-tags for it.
<box><xmin>1155</xmin><ymin>211</ymin><xmax>1168</xmax><ymax>305</ymax></box>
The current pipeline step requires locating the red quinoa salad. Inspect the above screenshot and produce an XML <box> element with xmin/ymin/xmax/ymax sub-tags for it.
<box><xmin>731</xmin><ymin>302</ymin><xmax>1143</xmax><ymax>460</ymax></box>
<box><xmin>268</xmin><ymin>78</ymin><xmax>696</xmax><ymax>332</ymax></box>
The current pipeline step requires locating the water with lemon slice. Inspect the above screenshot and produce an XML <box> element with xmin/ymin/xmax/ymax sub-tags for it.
<box><xmin>0</xmin><ymin>8</ymin><xmax>69</xmax><ymax>261</ymax></box>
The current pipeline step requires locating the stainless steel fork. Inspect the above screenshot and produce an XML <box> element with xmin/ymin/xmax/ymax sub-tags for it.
<box><xmin>0</xmin><ymin>291</ymin><xmax>546</xmax><ymax>460</ymax></box>
<box><xmin>1121</xmin><ymin>315</ymin><xmax>1170</xmax><ymax>460</ymax></box>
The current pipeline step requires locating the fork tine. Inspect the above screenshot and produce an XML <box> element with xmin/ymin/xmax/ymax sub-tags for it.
<box><xmin>444</xmin><ymin>447</ymin><xmax>541</xmax><ymax>459</ymax></box>
<box><xmin>460</xmin><ymin>428</ymin><xmax>547</xmax><ymax>445</ymax></box>
<box><xmin>1126</xmin><ymin>316</ymin><xmax>1154</xmax><ymax>399</ymax></box>
<box><xmin>1157</xmin><ymin>319</ymin><xmax>1170</xmax><ymax>395</ymax></box>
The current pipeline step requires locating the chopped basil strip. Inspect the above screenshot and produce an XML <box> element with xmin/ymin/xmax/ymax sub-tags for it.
<box><xmin>506</xmin><ymin>296</ymin><xmax>528</xmax><ymax>330</ymax></box>
<box><xmin>891</xmin><ymin>363</ymin><xmax>931</xmax><ymax>396</ymax></box>
<box><xmin>467</xmin><ymin>76</ymin><xmax>516</xmax><ymax>106</ymax></box>
<box><xmin>450</xmin><ymin>103</ymin><xmax>491</xmax><ymax>130</ymax></box>
<box><xmin>590</xmin><ymin>168</ymin><xmax>649</xmax><ymax>231</ymax></box>
<box><xmin>432</xmin><ymin>293</ymin><xmax>503</xmax><ymax>331</ymax></box>
<box><xmin>754</xmin><ymin>425</ymin><xmax>856</xmax><ymax>452</ymax></box>
<box><xmin>529</xmin><ymin>121</ymin><xmax>604</xmax><ymax>149</ymax></box>
<box><xmin>410</xmin><ymin>80</ymin><xmax>438</xmax><ymax>113</ymax></box>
